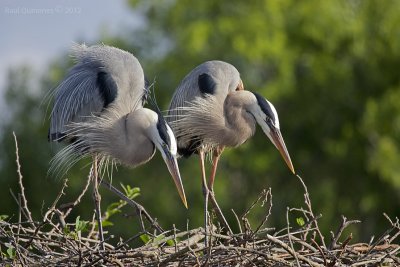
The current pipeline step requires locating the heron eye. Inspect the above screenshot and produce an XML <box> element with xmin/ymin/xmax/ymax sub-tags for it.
<box><xmin>236</xmin><ymin>80</ymin><xmax>244</xmax><ymax>91</ymax></box>
<box><xmin>266</xmin><ymin>117</ymin><xmax>274</xmax><ymax>126</ymax></box>
<box><xmin>235</xmin><ymin>80</ymin><xmax>244</xmax><ymax>91</ymax></box>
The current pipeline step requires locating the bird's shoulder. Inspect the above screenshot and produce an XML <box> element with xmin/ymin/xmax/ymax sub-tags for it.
<box><xmin>177</xmin><ymin>60</ymin><xmax>240</xmax><ymax>98</ymax></box>
<box><xmin>49</xmin><ymin>45</ymin><xmax>146</xmax><ymax>140</ymax></box>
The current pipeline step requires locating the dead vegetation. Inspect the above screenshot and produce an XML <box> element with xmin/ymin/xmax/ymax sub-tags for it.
<box><xmin>0</xmin><ymin>134</ymin><xmax>399</xmax><ymax>266</ymax></box>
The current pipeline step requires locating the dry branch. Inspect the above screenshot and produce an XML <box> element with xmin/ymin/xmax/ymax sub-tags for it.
<box><xmin>0</xmin><ymin>136</ymin><xmax>399</xmax><ymax>266</ymax></box>
<box><xmin>2</xmin><ymin>181</ymin><xmax>398</xmax><ymax>266</ymax></box>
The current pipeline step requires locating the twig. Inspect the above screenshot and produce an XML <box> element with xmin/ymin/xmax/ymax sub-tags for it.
<box><xmin>231</xmin><ymin>209</ymin><xmax>242</xmax><ymax>234</ymax></box>
<box><xmin>159</xmin><ymin>232</ymin><xmax>204</xmax><ymax>266</ymax></box>
<box><xmin>311</xmin><ymin>238</ymin><xmax>327</xmax><ymax>266</ymax></box>
<box><xmin>100</xmin><ymin>179</ymin><xmax>164</xmax><ymax>233</ymax></box>
<box><xmin>286</xmin><ymin>207</ymin><xmax>301</xmax><ymax>267</ymax></box>
<box><xmin>329</xmin><ymin>215</ymin><xmax>360</xmax><ymax>249</ymax></box>
<box><xmin>253</xmin><ymin>188</ymin><xmax>273</xmax><ymax>235</ymax></box>
<box><xmin>114</xmin><ymin>232</ymin><xmax>145</xmax><ymax>250</ymax></box>
<box><xmin>64</xmin><ymin>173</ymin><xmax>92</xmax><ymax>218</ymax></box>
<box><xmin>143</xmin><ymin>228</ymin><xmax>203</xmax><ymax>249</ymax></box>
<box><xmin>265</xmin><ymin>234</ymin><xmax>323</xmax><ymax>267</ymax></box>
<box><xmin>9</xmin><ymin>189</ymin><xmax>31</xmax><ymax>225</ymax></box>
<box><xmin>296</xmin><ymin>175</ymin><xmax>326</xmax><ymax>248</ymax></box>
<box><xmin>242</xmin><ymin>188</ymin><xmax>268</xmax><ymax>219</ymax></box>
<box><xmin>359</xmin><ymin>214</ymin><xmax>398</xmax><ymax>260</ymax></box>
<box><xmin>24</xmin><ymin>179</ymin><xmax>69</xmax><ymax>250</ymax></box>
<box><xmin>43</xmin><ymin>179</ymin><xmax>68</xmax><ymax>222</ymax></box>
<box><xmin>383</xmin><ymin>213</ymin><xmax>400</xmax><ymax>243</ymax></box>
<box><xmin>16</xmin><ymin>194</ymin><xmax>25</xmax><ymax>267</ymax></box>
<box><xmin>13</xmin><ymin>132</ymin><xmax>33</xmax><ymax>224</ymax></box>
<box><xmin>208</xmin><ymin>191</ymin><xmax>233</xmax><ymax>235</ymax></box>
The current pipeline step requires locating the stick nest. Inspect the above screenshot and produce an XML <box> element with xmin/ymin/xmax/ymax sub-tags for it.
<box><xmin>1</xmin><ymin>134</ymin><xmax>399</xmax><ymax>266</ymax></box>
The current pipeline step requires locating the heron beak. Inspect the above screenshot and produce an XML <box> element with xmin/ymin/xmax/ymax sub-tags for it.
<box><xmin>162</xmin><ymin>149</ymin><xmax>188</xmax><ymax>208</ymax></box>
<box><xmin>269</xmin><ymin>128</ymin><xmax>295</xmax><ymax>174</ymax></box>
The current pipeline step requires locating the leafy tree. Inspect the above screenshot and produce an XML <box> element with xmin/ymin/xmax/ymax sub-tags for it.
<box><xmin>125</xmin><ymin>0</ymin><xmax>400</xmax><ymax>237</ymax></box>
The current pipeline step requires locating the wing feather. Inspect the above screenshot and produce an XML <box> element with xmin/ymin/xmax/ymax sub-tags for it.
<box><xmin>49</xmin><ymin>64</ymin><xmax>107</xmax><ymax>141</ymax></box>
<box><xmin>49</xmin><ymin>44</ymin><xmax>146</xmax><ymax>141</ymax></box>
<box><xmin>167</xmin><ymin>60</ymin><xmax>241</xmax><ymax>155</ymax></box>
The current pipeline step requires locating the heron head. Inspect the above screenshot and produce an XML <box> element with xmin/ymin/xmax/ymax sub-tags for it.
<box><xmin>152</xmin><ymin>114</ymin><xmax>188</xmax><ymax>208</ymax></box>
<box><xmin>248</xmin><ymin>92</ymin><xmax>295</xmax><ymax>174</ymax></box>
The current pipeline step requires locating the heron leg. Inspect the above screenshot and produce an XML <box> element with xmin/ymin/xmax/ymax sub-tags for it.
<box><xmin>92</xmin><ymin>156</ymin><xmax>105</xmax><ymax>250</ymax></box>
<box><xmin>208</xmin><ymin>146</ymin><xmax>224</xmax><ymax>190</ymax></box>
<box><xmin>208</xmin><ymin>147</ymin><xmax>233</xmax><ymax>235</ymax></box>
<box><xmin>199</xmin><ymin>150</ymin><xmax>210</xmax><ymax>246</ymax></box>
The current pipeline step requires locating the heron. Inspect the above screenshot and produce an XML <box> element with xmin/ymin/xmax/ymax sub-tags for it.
<box><xmin>48</xmin><ymin>44</ymin><xmax>187</xmax><ymax>248</ymax></box>
<box><xmin>167</xmin><ymin>60</ymin><xmax>295</xmax><ymax>239</ymax></box>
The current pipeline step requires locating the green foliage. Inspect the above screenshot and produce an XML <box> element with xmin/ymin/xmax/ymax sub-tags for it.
<box><xmin>126</xmin><ymin>0</ymin><xmax>400</xmax><ymax>238</ymax></box>
<box><xmin>121</xmin><ymin>184</ymin><xmax>141</xmax><ymax>199</ymax></box>
<box><xmin>74</xmin><ymin>216</ymin><xmax>89</xmax><ymax>239</ymax></box>
<box><xmin>102</xmin><ymin>184</ymin><xmax>140</xmax><ymax>227</ymax></box>
<box><xmin>4</xmin><ymin>244</ymin><xmax>16</xmax><ymax>260</ymax></box>
<box><xmin>140</xmin><ymin>233</ymin><xmax>151</xmax><ymax>244</ymax></box>
<box><xmin>363</xmin><ymin>88</ymin><xmax>400</xmax><ymax>189</ymax></box>
<box><xmin>296</xmin><ymin>217</ymin><xmax>305</xmax><ymax>227</ymax></box>
<box><xmin>140</xmin><ymin>233</ymin><xmax>175</xmax><ymax>246</ymax></box>
<box><xmin>63</xmin><ymin>216</ymin><xmax>90</xmax><ymax>240</ymax></box>
<box><xmin>75</xmin><ymin>216</ymin><xmax>89</xmax><ymax>233</ymax></box>
<box><xmin>0</xmin><ymin>0</ymin><xmax>399</xmax><ymax>244</ymax></box>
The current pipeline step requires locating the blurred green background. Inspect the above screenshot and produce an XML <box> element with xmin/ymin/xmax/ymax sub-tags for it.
<box><xmin>1</xmin><ymin>0</ymin><xmax>399</xmax><ymax>244</ymax></box>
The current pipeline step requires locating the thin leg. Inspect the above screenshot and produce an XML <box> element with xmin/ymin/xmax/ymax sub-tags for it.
<box><xmin>208</xmin><ymin>147</ymin><xmax>224</xmax><ymax>190</ymax></box>
<box><xmin>92</xmin><ymin>156</ymin><xmax>105</xmax><ymax>250</ymax></box>
<box><xmin>208</xmin><ymin>148</ymin><xmax>233</xmax><ymax>235</ymax></box>
<box><xmin>199</xmin><ymin>150</ymin><xmax>210</xmax><ymax>246</ymax></box>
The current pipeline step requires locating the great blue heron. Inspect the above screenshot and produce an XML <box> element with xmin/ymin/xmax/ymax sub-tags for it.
<box><xmin>168</xmin><ymin>60</ymin><xmax>295</xmax><ymax>239</ymax></box>
<box><xmin>48</xmin><ymin>44</ymin><xmax>187</xmax><ymax>248</ymax></box>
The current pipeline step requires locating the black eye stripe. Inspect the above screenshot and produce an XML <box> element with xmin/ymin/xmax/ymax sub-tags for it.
<box><xmin>266</xmin><ymin>118</ymin><xmax>275</xmax><ymax>130</ymax></box>
<box><xmin>156</xmin><ymin>116</ymin><xmax>171</xmax><ymax>148</ymax></box>
<box><xmin>251</xmin><ymin>91</ymin><xmax>276</xmax><ymax>122</ymax></box>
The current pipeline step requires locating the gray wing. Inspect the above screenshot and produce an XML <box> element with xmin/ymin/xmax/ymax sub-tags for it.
<box><xmin>49</xmin><ymin>44</ymin><xmax>146</xmax><ymax>141</ymax></box>
<box><xmin>167</xmin><ymin>60</ymin><xmax>242</xmax><ymax>156</ymax></box>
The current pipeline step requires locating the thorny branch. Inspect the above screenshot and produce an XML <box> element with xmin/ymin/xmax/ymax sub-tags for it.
<box><xmin>13</xmin><ymin>132</ymin><xmax>33</xmax><ymax>224</ymax></box>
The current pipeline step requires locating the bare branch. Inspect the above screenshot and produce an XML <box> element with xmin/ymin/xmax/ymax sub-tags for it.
<box><xmin>296</xmin><ymin>175</ymin><xmax>326</xmax><ymax>248</ymax></box>
<box><xmin>13</xmin><ymin>132</ymin><xmax>33</xmax><ymax>223</ymax></box>
<box><xmin>329</xmin><ymin>215</ymin><xmax>360</xmax><ymax>250</ymax></box>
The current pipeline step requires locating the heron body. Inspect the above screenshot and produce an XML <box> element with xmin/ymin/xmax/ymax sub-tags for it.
<box><xmin>168</xmin><ymin>60</ymin><xmax>294</xmax><ymax>238</ymax></box>
<box><xmin>168</xmin><ymin>60</ymin><xmax>293</xmax><ymax>171</ymax></box>
<box><xmin>168</xmin><ymin>60</ymin><xmax>244</xmax><ymax>156</ymax></box>
<box><xmin>48</xmin><ymin>44</ymin><xmax>188</xmax><ymax>248</ymax></box>
<box><xmin>173</xmin><ymin>90</ymin><xmax>264</xmax><ymax>150</ymax></box>
<box><xmin>76</xmin><ymin>108</ymin><xmax>174</xmax><ymax>168</ymax></box>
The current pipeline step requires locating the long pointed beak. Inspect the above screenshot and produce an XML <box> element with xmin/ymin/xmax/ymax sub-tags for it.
<box><xmin>162</xmin><ymin>150</ymin><xmax>188</xmax><ymax>208</ymax></box>
<box><xmin>269</xmin><ymin>128</ymin><xmax>295</xmax><ymax>174</ymax></box>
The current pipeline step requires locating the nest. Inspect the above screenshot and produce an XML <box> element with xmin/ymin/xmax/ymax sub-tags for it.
<box><xmin>1</xmin><ymin>134</ymin><xmax>399</xmax><ymax>266</ymax></box>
